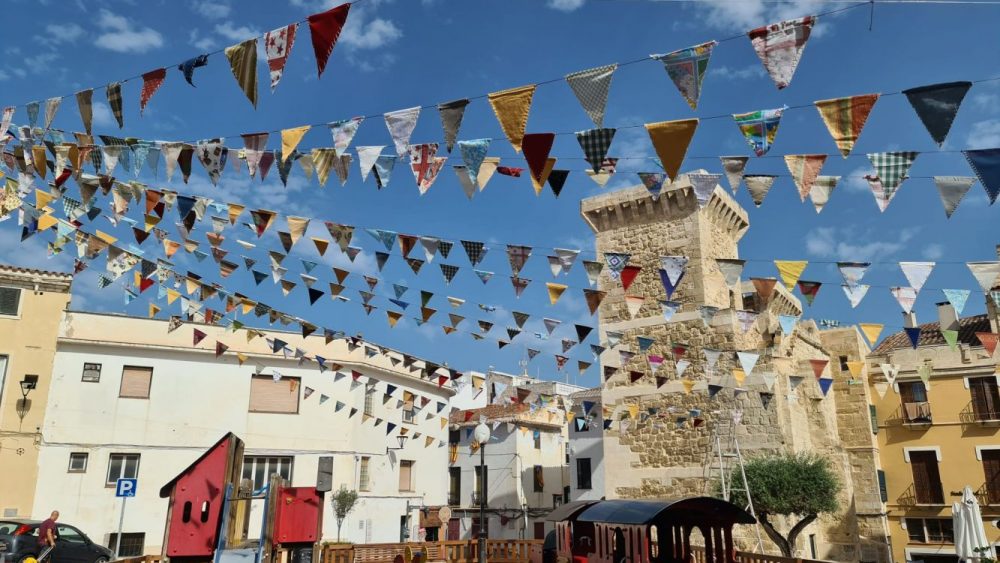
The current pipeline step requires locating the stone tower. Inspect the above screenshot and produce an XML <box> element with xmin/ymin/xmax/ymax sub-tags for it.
<box><xmin>579</xmin><ymin>174</ymin><xmax>889</xmax><ymax>562</ymax></box>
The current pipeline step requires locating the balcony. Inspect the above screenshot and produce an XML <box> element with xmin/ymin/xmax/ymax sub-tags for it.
<box><xmin>902</xmin><ymin>401</ymin><xmax>933</xmax><ymax>425</ymax></box>
<box><xmin>447</xmin><ymin>493</ymin><xmax>461</xmax><ymax>507</ymax></box>
<box><xmin>960</xmin><ymin>401</ymin><xmax>1000</xmax><ymax>426</ymax></box>
<box><xmin>897</xmin><ymin>482</ymin><xmax>946</xmax><ymax>507</ymax></box>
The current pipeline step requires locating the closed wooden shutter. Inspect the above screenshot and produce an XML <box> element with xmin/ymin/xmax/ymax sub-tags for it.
<box><xmin>971</xmin><ymin>377</ymin><xmax>1000</xmax><ymax>420</ymax></box>
<box><xmin>399</xmin><ymin>460</ymin><xmax>413</xmax><ymax>491</ymax></box>
<box><xmin>983</xmin><ymin>450</ymin><xmax>1000</xmax><ymax>504</ymax></box>
<box><xmin>249</xmin><ymin>375</ymin><xmax>299</xmax><ymax>413</ymax></box>
<box><xmin>910</xmin><ymin>450</ymin><xmax>943</xmax><ymax>504</ymax></box>
<box><xmin>877</xmin><ymin>470</ymin><xmax>888</xmax><ymax>503</ymax></box>
<box><xmin>119</xmin><ymin>366</ymin><xmax>152</xmax><ymax>398</ymax></box>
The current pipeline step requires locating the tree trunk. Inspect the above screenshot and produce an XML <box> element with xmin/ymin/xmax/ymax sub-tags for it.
<box><xmin>758</xmin><ymin>513</ymin><xmax>817</xmax><ymax>558</ymax></box>
<box><xmin>337</xmin><ymin>521</ymin><xmax>343</xmax><ymax>542</ymax></box>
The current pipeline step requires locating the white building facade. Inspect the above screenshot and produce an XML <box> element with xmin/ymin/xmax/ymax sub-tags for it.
<box><xmin>566</xmin><ymin>388</ymin><xmax>605</xmax><ymax>502</ymax></box>
<box><xmin>446</xmin><ymin>401</ymin><xmax>573</xmax><ymax>542</ymax></box>
<box><xmin>33</xmin><ymin>311</ymin><xmax>455</xmax><ymax>555</ymax></box>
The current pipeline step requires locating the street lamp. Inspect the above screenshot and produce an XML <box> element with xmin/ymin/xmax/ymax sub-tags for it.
<box><xmin>473</xmin><ymin>423</ymin><xmax>491</xmax><ymax>563</ymax></box>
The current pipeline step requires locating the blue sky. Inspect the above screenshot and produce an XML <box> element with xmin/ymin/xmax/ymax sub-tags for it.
<box><xmin>2</xmin><ymin>0</ymin><xmax>998</xmax><ymax>387</ymax></box>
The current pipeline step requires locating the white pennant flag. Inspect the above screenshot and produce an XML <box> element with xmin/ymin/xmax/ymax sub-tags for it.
<box><xmin>719</xmin><ymin>156</ymin><xmax>748</xmax><ymax>193</ymax></box>
<box><xmin>967</xmin><ymin>262</ymin><xmax>1000</xmax><ymax>293</ymax></box>
<box><xmin>899</xmin><ymin>262</ymin><xmax>934</xmax><ymax>293</ymax></box>
<box><xmin>688</xmin><ymin>173</ymin><xmax>721</xmax><ymax>208</ymax></box>
<box><xmin>879</xmin><ymin>363</ymin><xmax>899</xmax><ymax>386</ymax></box>
<box><xmin>660</xmin><ymin>256</ymin><xmax>688</xmax><ymax>286</ymax></box>
<box><xmin>809</xmin><ymin>175</ymin><xmax>839</xmax><ymax>213</ymax></box>
<box><xmin>564</xmin><ymin>63</ymin><xmax>617</xmax><ymax>128</ymax></box>
<box><xmin>736</xmin><ymin>351</ymin><xmax>759</xmax><ymax>377</ymax></box>
<box><xmin>384</xmin><ymin>107</ymin><xmax>420</xmax><ymax>156</ymax></box>
<box><xmin>890</xmin><ymin>286</ymin><xmax>918</xmax><ymax>314</ymax></box>
<box><xmin>453</xmin><ymin>165</ymin><xmax>477</xmax><ymax>199</ymax></box>
<box><xmin>934</xmin><ymin>176</ymin><xmax>975</xmax><ymax>218</ymax></box>
<box><xmin>356</xmin><ymin>146</ymin><xmax>383</xmax><ymax>182</ymax></box>
<box><xmin>842</xmin><ymin>284</ymin><xmax>870</xmax><ymax>308</ymax></box>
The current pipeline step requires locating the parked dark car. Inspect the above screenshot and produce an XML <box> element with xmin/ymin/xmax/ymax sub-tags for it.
<box><xmin>0</xmin><ymin>520</ymin><xmax>114</xmax><ymax>563</ymax></box>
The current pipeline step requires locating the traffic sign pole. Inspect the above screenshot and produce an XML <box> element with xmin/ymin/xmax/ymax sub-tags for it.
<box><xmin>113</xmin><ymin>478</ymin><xmax>137</xmax><ymax>558</ymax></box>
<box><xmin>114</xmin><ymin>496</ymin><xmax>126</xmax><ymax>559</ymax></box>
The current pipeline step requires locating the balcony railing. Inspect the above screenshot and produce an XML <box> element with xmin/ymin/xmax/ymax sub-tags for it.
<box><xmin>959</xmin><ymin>401</ymin><xmax>1000</xmax><ymax>425</ymax></box>
<box><xmin>975</xmin><ymin>482</ymin><xmax>1000</xmax><ymax>507</ymax></box>
<box><xmin>898</xmin><ymin>482</ymin><xmax>946</xmax><ymax>507</ymax></box>
<box><xmin>902</xmin><ymin>401</ymin><xmax>933</xmax><ymax>424</ymax></box>
<box><xmin>448</xmin><ymin>493</ymin><xmax>461</xmax><ymax>506</ymax></box>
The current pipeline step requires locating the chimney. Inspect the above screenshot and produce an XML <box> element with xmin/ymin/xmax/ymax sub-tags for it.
<box><xmin>936</xmin><ymin>302</ymin><xmax>959</xmax><ymax>332</ymax></box>
<box><xmin>903</xmin><ymin>311</ymin><xmax>917</xmax><ymax>329</ymax></box>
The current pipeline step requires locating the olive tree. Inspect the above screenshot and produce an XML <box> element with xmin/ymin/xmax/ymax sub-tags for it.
<box><xmin>728</xmin><ymin>453</ymin><xmax>840</xmax><ymax>557</ymax></box>
<box><xmin>331</xmin><ymin>487</ymin><xmax>359</xmax><ymax>543</ymax></box>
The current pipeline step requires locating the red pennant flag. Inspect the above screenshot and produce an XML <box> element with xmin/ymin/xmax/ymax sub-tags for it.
<box><xmin>629</xmin><ymin>371</ymin><xmax>644</xmax><ymax>383</ymax></box>
<box><xmin>463</xmin><ymin>411</ymin><xmax>474</xmax><ymax>422</ymax></box>
<box><xmin>215</xmin><ymin>341</ymin><xmax>229</xmax><ymax>357</ymax></box>
<box><xmin>307</xmin><ymin>3</ymin><xmax>350</xmax><ymax>78</ymax></box>
<box><xmin>809</xmin><ymin>359</ymin><xmax>828</xmax><ymax>380</ymax></box>
<box><xmin>522</xmin><ymin>133</ymin><xmax>556</xmax><ymax>183</ymax></box>
<box><xmin>620</xmin><ymin>265</ymin><xmax>641</xmax><ymax>292</ymax></box>
<box><xmin>352</xmin><ymin>370</ymin><xmax>362</xmax><ymax>381</ymax></box>
<box><xmin>193</xmin><ymin>329</ymin><xmax>207</xmax><ymax>346</ymax></box>
<box><xmin>140</xmin><ymin>68</ymin><xmax>167</xmax><ymax>115</ymax></box>
<box><xmin>977</xmin><ymin>332</ymin><xmax>999</xmax><ymax>356</ymax></box>
<box><xmin>438</xmin><ymin>375</ymin><xmax>448</xmax><ymax>387</ymax></box>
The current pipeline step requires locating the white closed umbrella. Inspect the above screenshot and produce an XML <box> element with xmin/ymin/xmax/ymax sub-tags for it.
<box><xmin>954</xmin><ymin>486</ymin><xmax>990</xmax><ymax>562</ymax></box>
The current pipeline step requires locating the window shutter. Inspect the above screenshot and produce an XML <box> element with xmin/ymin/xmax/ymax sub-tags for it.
<box><xmin>910</xmin><ymin>451</ymin><xmax>943</xmax><ymax>504</ymax></box>
<box><xmin>877</xmin><ymin>470</ymin><xmax>888</xmax><ymax>503</ymax></box>
<box><xmin>0</xmin><ymin>287</ymin><xmax>20</xmax><ymax>315</ymax></box>
<box><xmin>249</xmin><ymin>376</ymin><xmax>299</xmax><ymax>413</ymax></box>
<box><xmin>119</xmin><ymin>367</ymin><xmax>152</xmax><ymax>398</ymax></box>
<box><xmin>983</xmin><ymin>450</ymin><xmax>1000</xmax><ymax>504</ymax></box>
<box><xmin>869</xmin><ymin>405</ymin><xmax>878</xmax><ymax>434</ymax></box>
<box><xmin>399</xmin><ymin>461</ymin><xmax>413</xmax><ymax>491</ymax></box>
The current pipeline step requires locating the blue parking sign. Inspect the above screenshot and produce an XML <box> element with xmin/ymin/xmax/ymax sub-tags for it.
<box><xmin>115</xmin><ymin>478</ymin><xmax>137</xmax><ymax>497</ymax></box>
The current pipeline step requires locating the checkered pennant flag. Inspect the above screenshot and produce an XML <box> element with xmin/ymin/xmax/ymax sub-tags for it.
<box><xmin>440</xmin><ymin>263</ymin><xmax>460</xmax><ymax>284</ymax></box>
<box><xmin>576</xmin><ymin>128</ymin><xmax>616</xmax><ymax>173</ymax></box>
<box><xmin>461</xmin><ymin>240</ymin><xmax>487</xmax><ymax>266</ymax></box>
<box><xmin>565</xmin><ymin>64</ymin><xmax>618</xmax><ymax>128</ymax></box>
<box><xmin>867</xmin><ymin>151</ymin><xmax>918</xmax><ymax>191</ymax></box>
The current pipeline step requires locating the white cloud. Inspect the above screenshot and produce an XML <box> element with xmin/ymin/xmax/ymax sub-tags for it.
<box><xmin>94</xmin><ymin>9</ymin><xmax>164</xmax><ymax>53</ymax></box>
<box><xmin>340</xmin><ymin>17</ymin><xmax>402</xmax><ymax>49</ymax></box>
<box><xmin>92</xmin><ymin>102</ymin><xmax>116</xmax><ymax>127</ymax></box>
<box><xmin>189</xmin><ymin>28</ymin><xmax>217</xmax><ymax>51</ymax></box>
<box><xmin>35</xmin><ymin>23</ymin><xmax>85</xmax><ymax>46</ymax></box>
<box><xmin>971</xmin><ymin>92</ymin><xmax>999</xmax><ymax>111</ymax></box>
<box><xmin>214</xmin><ymin>21</ymin><xmax>262</xmax><ymax>42</ymax></box>
<box><xmin>690</xmin><ymin>0</ymin><xmax>832</xmax><ymax>31</ymax></box>
<box><xmin>805</xmin><ymin>225</ymin><xmax>919</xmax><ymax>262</ymax></box>
<box><xmin>548</xmin><ymin>0</ymin><xmax>585</xmax><ymax>11</ymax></box>
<box><xmin>193</xmin><ymin>0</ymin><xmax>231</xmax><ymax>19</ymax></box>
<box><xmin>843</xmin><ymin>165</ymin><xmax>873</xmax><ymax>193</ymax></box>
<box><xmin>709</xmin><ymin>65</ymin><xmax>766</xmax><ymax>81</ymax></box>
<box><xmin>966</xmin><ymin>119</ymin><xmax>1000</xmax><ymax>149</ymax></box>
<box><xmin>922</xmin><ymin>243</ymin><xmax>944</xmax><ymax>261</ymax></box>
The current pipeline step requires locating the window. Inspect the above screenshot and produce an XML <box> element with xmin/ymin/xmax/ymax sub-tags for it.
<box><xmin>970</xmin><ymin>377</ymin><xmax>1000</xmax><ymax>421</ymax></box>
<box><xmin>68</xmin><ymin>452</ymin><xmax>88</xmax><ymax>473</ymax></box>
<box><xmin>448</xmin><ymin>467</ymin><xmax>461</xmax><ymax>506</ymax></box>
<box><xmin>364</xmin><ymin>389</ymin><xmax>374</xmax><ymax>416</ymax></box>
<box><xmin>107</xmin><ymin>453</ymin><xmax>140</xmax><ymax>485</ymax></box>
<box><xmin>553</xmin><ymin>494</ymin><xmax>563</xmax><ymax>508</ymax></box>
<box><xmin>248</xmin><ymin>374</ymin><xmax>299</xmax><ymax>414</ymax></box>
<box><xmin>57</xmin><ymin>526</ymin><xmax>85</xmax><ymax>545</ymax></box>
<box><xmin>899</xmin><ymin>381</ymin><xmax>931</xmax><ymax>423</ymax></box>
<box><xmin>877</xmin><ymin>470</ymin><xmax>888</xmax><ymax>503</ymax></box>
<box><xmin>839</xmin><ymin>355</ymin><xmax>849</xmax><ymax>371</ymax></box>
<box><xmin>0</xmin><ymin>287</ymin><xmax>21</xmax><ymax>316</ymax></box>
<box><xmin>533</xmin><ymin>431</ymin><xmax>541</xmax><ymax>450</ymax></box>
<box><xmin>910</xmin><ymin>450</ymin><xmax>944</xmax><ymax>504</ymax></box>
<box><xmin>119</xmin><ymin>366</ymin><xmax>152</xmax><ymax>399</ymax></box>
<box><xmin>399</xmin><ymin>460</ymin><xmax>414</xmax><ymax>492</ymax></box>
<box><xmin>576</xmin><ymin>458</ymin><xmax>593</xmax><ymax>490</ymax></box>
<box><xmin>474</xmin><ymin>466</ymin><xmax>488</xmax><ymax>502</ymax></box>
<box><xmin>242</xmin><ymin>456</ymin><xmax>292</xmax><ymax>490</ymax></box>
<box><xmin>107</xmin><ymin>532</ymin><xmax>145</xmax><ymax>557</ymax></box>
<box><xmin>402</xmin><ymin>399</ymin><xmax>414</xmax><ymax>423</ymax></box>
<box><xmin>82</xmin><ymin>363</ymin><xmax>102</xmax><ymax>383</ymax></box>
<box><xmin>904</xmin><ymin>518</ymin><xmax>954</xmax><ymax>544</ymax></box>
<box><xmin>359</xmin><ymin>456</ymin><xmax>371</xmax><ymax>491</ymax></box>
<box><xmin>983</xmin><ymin>449</ymin><xmax>1000</xmax><ymax>504</ymax></box>
<box><xmin>869</xmin><ymin>405</ymin><xmax>878</xmax><ymax>434</ymax></box>
<box><xmin>533</xmin><ymin>465</ymin><xmax>544</xmax><ymax>492</ymax></box>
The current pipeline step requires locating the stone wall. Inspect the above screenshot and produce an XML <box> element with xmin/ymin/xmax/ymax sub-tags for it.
<box><xmin>579</xmin><ymin>179</ymin><xmax>889</xmax><ymax>562</ymax></box>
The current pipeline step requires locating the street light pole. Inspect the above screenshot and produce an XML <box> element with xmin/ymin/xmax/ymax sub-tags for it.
<box><xmin>473</xmin><ymin>422</ymin><xmax>491</xmax><ymax>563</ymax></box>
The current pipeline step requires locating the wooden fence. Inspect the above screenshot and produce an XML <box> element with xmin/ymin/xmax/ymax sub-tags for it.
<box><xmin>692</xmin><ymin>546</ymin><xmax>828</xmax><ymax>563</ymax></box>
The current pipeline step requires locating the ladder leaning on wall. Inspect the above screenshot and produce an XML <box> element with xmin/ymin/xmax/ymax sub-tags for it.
<box><xmin>702</xmin><ymin>409</ymin><xmax>765</xmax><ymax>553</ymax></box>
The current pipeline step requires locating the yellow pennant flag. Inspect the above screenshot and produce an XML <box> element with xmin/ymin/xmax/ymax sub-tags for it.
<box><xmin>858</xmin><ymin>323</ymin><xmax>883</xmax><ymax>347</ymax></box>
<box><xmin>228</xmin><ymin>203</ymin><xmax>245</xmax><ymax>225</ymax></box>
<box><xmin>566</xmin><ymin>410</ymin><xmax>576</xmax><ymax>422</ymax></box>
<box><xmin>35</xmin><ymin>189</ymin><xmax>54</xmax><ymax>209</ymax></box>
<box><xmin>281</xmin><ymin>126</ymin><xmax>311</xmax><ymax>161</ymax></box>
<box><xmin>144</xmin><ymin>213</ymin><xmax>160</xmax><ymax>231</ymax></box>
<box><xmin>95</xmin><ymin>230</ymin><xmax>117</xmax><ymax>244</ymax></box>
<box><xmin>241</xmin><ymin>299</ymin><xmax>255</xmax><ymax>315</ymax></box>
<box><xmin>682</xmin><ymin>379</ymin><xmax>696</xmax><ymax>394</ymax></box>
<box><xmin>311</xmin><ymin>148</ymin><xmax>337</xmax><ymax>186</ymax></box>
<box><xmin>166</xmin><ymin>288</ymin><xmax>180</xmax><ymax>304</ymax></box>
<box><xmin>733</xmin><ymin>368</ymin><xmax>746</xmax><ymax>386</ymax></box>
<box><xmin>148</xmin><ymin>303</ymin><xmax>160</xmax><ymax>318</ymax></box>
<box><xmin>846</xmin><ymin>361</ymin><xmax>864</xmax><ymax>379</ymax></box>
<box><xmin>546</xmin><ymin>282</ymin><xmax>568</xmax><ymax>305</ymax></box>
<box><xmin>488</xmin><ymin>84</ymin><xmax>536</xmax><ymax>153</ymax></box>
<box><xmin>774</xmin><ymin>260</ymin><xmax>808</xmax><ymax>289</ymax></box>
<box><xmin>530</xmin><ymin>157</ymin><xmax>556</xmax><ymax>196</ymax></box>
<box><xmin>32</xmin><ymin>146</ymin><xmax>47</xmax><ymax>179</ymax></box>
<box><xmin>236</xmin><ymin>352</ymin><xmax>248</xmax><ymax>366</ymax></box>
<box><xmin>185</xmin><ymin>277</ymin><xmax>201</xmax><ymax>295</ymax></box>
<box><xmin>440</xmin><ymin>417</ymin><xmax>449</xmax><ymax>429</ymax></box>
<box><xmin>133</xmin><ymin>271</ymin><xmax>141</xmax><ymax>287</ymax></box>
<box><xmin>37</xmin><ymin>213</ymin><xmax>58</xmax><ymax>232</ymax></box>
<box><xmin>425</xmin><ymin>436</ymin><xmax>434</xmax><ymax>448</ymax></box>
<box><xmin>387</xmin><ymin>310</ymin><xmax>402</xmax><ymax>327</ymax></box>
<box><xmin>644</xmin><ymin>118</ymin><xmax>698</xmax><ymax>182</ymax></box>
<box><xmin>286</xmin><ymin>216</ymin><xmax>310</xmax><ymax>246</ymax></box>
